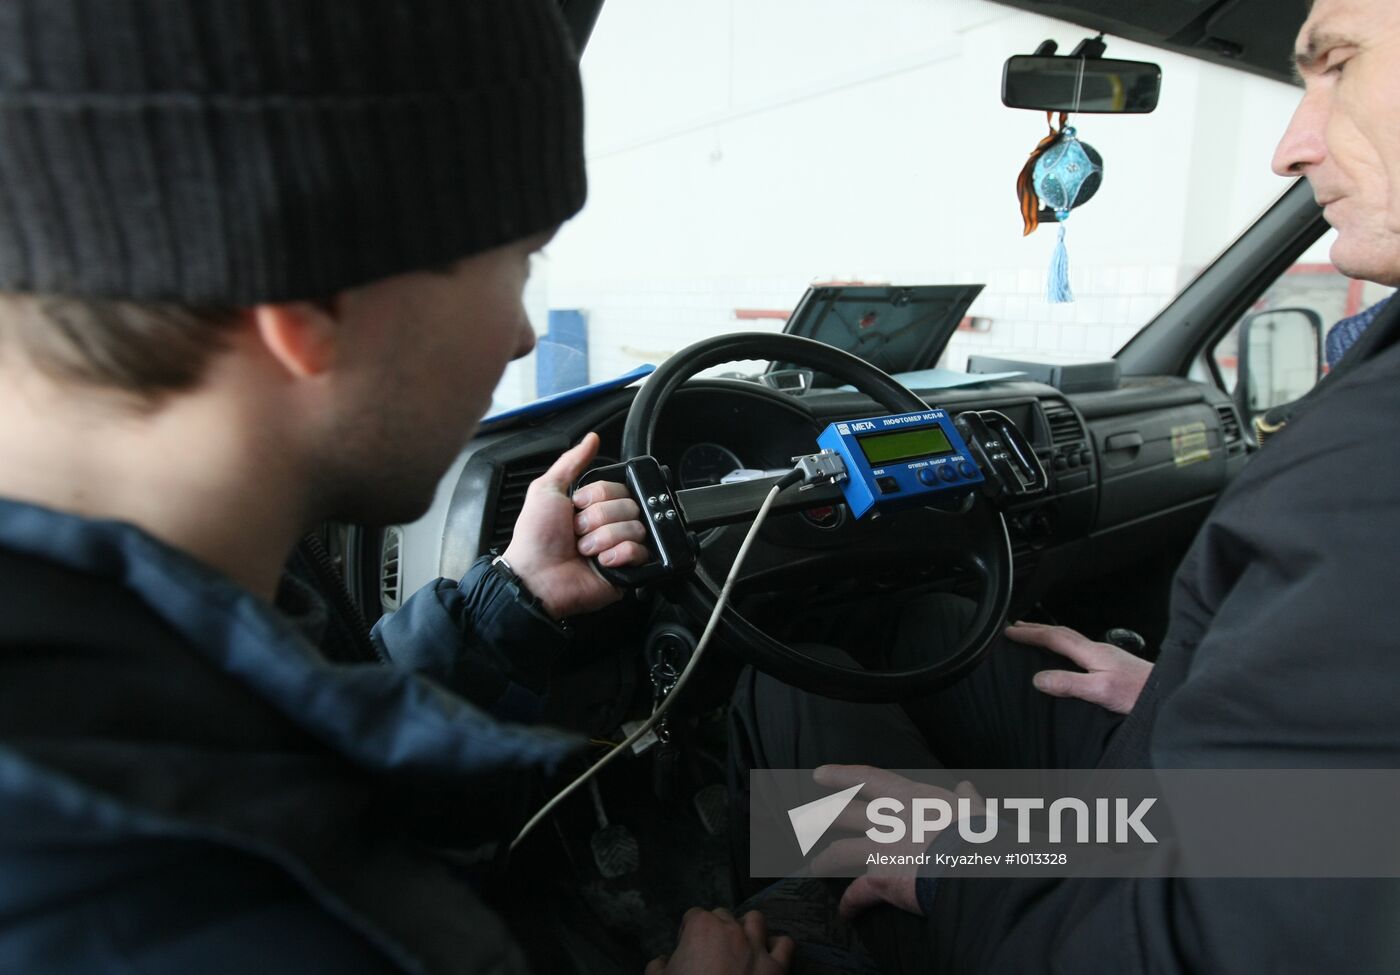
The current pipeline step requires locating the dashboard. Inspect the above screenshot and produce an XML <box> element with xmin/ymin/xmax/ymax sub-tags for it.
<box><xmin>385</xmin><ymin>375</ymin><xmax>1249</xmax><ymax>631</ymax></box>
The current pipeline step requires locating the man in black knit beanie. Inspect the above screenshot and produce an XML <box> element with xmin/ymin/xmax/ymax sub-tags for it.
<box><xmin>0</xmin><ymin>2</ymin><xmax>789</xmax><ymax>972</ymax></box>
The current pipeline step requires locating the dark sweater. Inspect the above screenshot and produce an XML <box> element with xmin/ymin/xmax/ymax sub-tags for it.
<box><xmin>923</xmin><ymin>301</ymin><xmax>1400</xmax><ymax>973</ymax></box>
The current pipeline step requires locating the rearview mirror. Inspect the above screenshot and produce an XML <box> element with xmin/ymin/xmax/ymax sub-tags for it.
<box><xmin>1002</xmin><ymin>56</ymin><xmax>1162</xmax><ymax>114</ymax></box>
<box><xmin>1235</xmin><ymin>307</ymin><xmax>1324</xmax><ymax>420</ymax></box>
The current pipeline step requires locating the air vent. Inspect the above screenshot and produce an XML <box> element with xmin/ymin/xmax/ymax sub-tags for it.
<box><xmin>1215</xmin><ymin>404</ymin><xmax>1243</xmax><ymax>444</ymax></box>
<box><xmin>488</xmin><ymin>460</ymin><xmax>550</xmax><ymax>551</ymax></box>
<box><xmin>1042</xmin><ymin>400</ymin><xmax>1085</xmax><ymax>447</ymax></box>
<box><xmin>379</xmin><ymin>526</ymin><xmax>404</xmax><ymax>612</ymax></box>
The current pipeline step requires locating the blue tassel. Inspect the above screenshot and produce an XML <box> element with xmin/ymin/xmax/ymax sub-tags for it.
<box><xmin>1047</xmin><ymin>213</ymin><xmax>1074</xmax><ymax>303</ymax></box>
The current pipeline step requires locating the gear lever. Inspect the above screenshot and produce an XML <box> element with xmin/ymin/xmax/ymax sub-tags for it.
<box><xmin>1103</xmin><ymin>627</ymin><xmax>1147</xmax><ymax>655</ymax></box>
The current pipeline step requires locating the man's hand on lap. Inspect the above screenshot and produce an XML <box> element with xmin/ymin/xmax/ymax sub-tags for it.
<box><xmin>1005</xmin><ymin>622</ymin><xmax>1152</xmax><ymax>715</ymax></box>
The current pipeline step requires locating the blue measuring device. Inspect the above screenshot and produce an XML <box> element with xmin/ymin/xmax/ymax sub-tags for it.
<box><xmin>816</xmin><ymin>409</ymin><xmax>984</xmax><ymax>519</ymax></box>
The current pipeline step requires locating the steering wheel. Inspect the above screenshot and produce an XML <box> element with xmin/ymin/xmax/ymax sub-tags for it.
<box><xmin>608</xmin><ymin>333</ymin><xmax>1017</xmax><ymax>703</ymax></box>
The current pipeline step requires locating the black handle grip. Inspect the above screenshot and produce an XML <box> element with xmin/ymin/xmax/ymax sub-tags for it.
<box><xmin>575</xmin><ymin>457</ymin><xmax>697</xmax><ymax>589</ymax></box>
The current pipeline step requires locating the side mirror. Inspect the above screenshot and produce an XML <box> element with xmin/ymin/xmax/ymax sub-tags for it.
<box><xmin>1235</xmin><ymin>307</ymin><xmax>1324</xmax><ymax>421</ymax></box>
<box><xmin>1002</xmin><ymin>55</ymin><xmax>1162</xmax><ymax>114</ymax></box>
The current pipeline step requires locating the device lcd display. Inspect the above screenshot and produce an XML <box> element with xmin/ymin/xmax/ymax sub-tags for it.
<box><xmin>858</xmin><ymin>427</ymin><xmax>955</xmax><ymax>465</ymax></box>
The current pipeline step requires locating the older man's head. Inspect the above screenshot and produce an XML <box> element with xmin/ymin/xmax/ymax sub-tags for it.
<box><xmin>1274</xmin><ymin>0</ymin><xmax>1400</xmax><ymax>285</ymax></box>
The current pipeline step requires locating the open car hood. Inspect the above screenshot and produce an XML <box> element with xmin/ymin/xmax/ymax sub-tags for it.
<box><xmin>988</xmin><ymin>0</ymin><xmax>1307</xmax><ymax>87</ymax></box>
<box><xmin>772</xmin><ymin>284</ymin><xmax>986</xmax><ymax>386</ymax></box>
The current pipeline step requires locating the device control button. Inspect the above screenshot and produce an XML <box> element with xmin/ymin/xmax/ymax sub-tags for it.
<box><xmin>1054</xmin><ymin>455</ymin><xmax>1069</xmax><ymax>471</ymax></box>
<box><xmin>877</xmin><ymin>476</ymin><xmax>900</xmax><ymax>494</ymax></box>
<box><xmin>958</xmin><ymin>461</ymin><xmax>977</xmax><ymax>479</ymax></box>
<box><xmin>1079</xmin><ymin>450</ymin><xmax>1091</xmax><ymax>466</ymax></box>
<box><xmin>1068</xmin><ymin>453</ymin><xmax>1081</xmax><ymax>468</ymax></box>
<box><xmin>918</xmin><ymin>467</ymin><xmax>938</xmax><ymax>486</ymax></box>
<box><xmin>936</xmin><ymin>464</ymin><xmax>958</xmax><ymax>482</ymax></box>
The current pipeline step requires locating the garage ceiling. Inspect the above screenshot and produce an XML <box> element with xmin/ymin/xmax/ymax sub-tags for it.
<box><xmin>559</xmin><ymin>0</ymin><xmax>1309</xmax><ymax>86</ymax></box>
<box><xmin>988</xmin><ymin>0</ymin><xmax>1309</xmax><ymax>86</ymax></box>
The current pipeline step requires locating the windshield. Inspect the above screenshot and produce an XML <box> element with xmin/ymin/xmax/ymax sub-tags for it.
<box><xmin>495</xmin><ymin>0</ymin><xmax>1310</xmax><ymax>411</ymax></box>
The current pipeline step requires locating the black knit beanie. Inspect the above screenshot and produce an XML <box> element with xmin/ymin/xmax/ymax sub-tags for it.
<box><xmin>0</xmin><ymin>0</ymin><xmax>586</xmax><ymax>304</ymax></box>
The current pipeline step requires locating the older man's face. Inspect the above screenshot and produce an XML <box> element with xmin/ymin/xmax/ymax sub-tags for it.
<box><xmin>1273</xmin><ymin>0</ymin><xmax>1400</xmax><ymax>285</ymax></box>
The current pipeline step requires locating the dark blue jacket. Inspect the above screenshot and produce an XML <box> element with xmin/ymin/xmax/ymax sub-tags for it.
<box><xmin>0</xmin><ymin>500</ymin><xmax>580</xmax><ymax>974</ymax></box>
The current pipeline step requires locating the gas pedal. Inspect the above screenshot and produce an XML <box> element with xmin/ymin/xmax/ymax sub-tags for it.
<box><xmin>693</xmin><ymin>783</ymin><xmax>728</xmax><ymax>837</ymax></box>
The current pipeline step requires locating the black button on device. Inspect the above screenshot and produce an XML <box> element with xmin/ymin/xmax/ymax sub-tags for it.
<box><xmin>1068</xmin><ymin>453</ymin><xmax>1081</xmax><ymax>468</ymax></box>
<box><xmin>1079</xmin><ymin>450</ymin><xmax>1091</xmax><ymax>466</ymax></box>
<box><xmin>877</xmin><ymin>476</ymin><xmax>900</xmax><ymax>494</ymax></box>
<box><xmin>1054</xmin><ymin>455</ymin><xmax>1069</xmax><ymax>471</ymax></box>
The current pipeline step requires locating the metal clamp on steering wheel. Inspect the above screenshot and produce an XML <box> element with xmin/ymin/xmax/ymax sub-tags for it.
<box><xmin>955</xmin><ymin>409</ymin><xmax>1050</xmax><ymax>502</ymax></box>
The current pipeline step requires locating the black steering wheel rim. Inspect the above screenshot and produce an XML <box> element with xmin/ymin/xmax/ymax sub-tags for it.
<box><xmin>622</xmin><ymin>333</ymin><xmax>1012</xmax><ymax>702</ymax></box>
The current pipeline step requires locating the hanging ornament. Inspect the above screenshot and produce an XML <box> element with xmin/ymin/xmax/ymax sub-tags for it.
<box><xmin>1015</xmin><ymin>112</ymin><xmax>1103</xmax><ymax>304</ymax></box>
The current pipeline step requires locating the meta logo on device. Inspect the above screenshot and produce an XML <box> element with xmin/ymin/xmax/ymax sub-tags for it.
<box><xmin>850</xmin><ymin>421</ymin><xmax>878</xmax><ymax>432</ymax></box>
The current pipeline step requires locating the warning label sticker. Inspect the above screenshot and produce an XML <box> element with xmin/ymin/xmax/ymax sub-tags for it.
<box><xmin>1171</xmin><ymin>422</ymin><xmax>1211</xmax><ymax>468</ymax></box>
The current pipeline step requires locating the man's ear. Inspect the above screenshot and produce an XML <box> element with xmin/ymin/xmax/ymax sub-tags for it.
<box><xmin>251</xmin><ymin>302</ymin><xmax>339</xmax><ymax>379</ymax></box>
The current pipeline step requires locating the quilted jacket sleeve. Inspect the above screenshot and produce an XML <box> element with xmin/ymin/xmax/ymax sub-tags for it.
<box><xmin>371</xmin><ymin>557</ymin><xmax>570</xmax><ymax>721</ymax></box>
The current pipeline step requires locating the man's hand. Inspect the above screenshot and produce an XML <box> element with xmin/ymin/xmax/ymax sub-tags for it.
<box><xmin>501</xmin><ymin>432</ymin><xmax>647</xmax><ymax>619</ymax></box>
<box><xmin>646</xmin><ymin>908</ymin><xmax>794</xmax><ymax>975</ymax></box>
<box><xmin>806</xmin><ymin>765</ymin><xmax>983</xmax><ymax>922</ymax></box>
<box><xmin>1004</xmin><ymin>622</ymin><xmax>1152</xmax><ymax>715</ymax></box>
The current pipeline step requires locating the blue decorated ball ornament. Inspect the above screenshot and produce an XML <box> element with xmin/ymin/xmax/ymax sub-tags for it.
<box><xmin>1032</xmin><ymin>127</ymin><xmax>1104</xmax><ymax>220</ymax></box>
